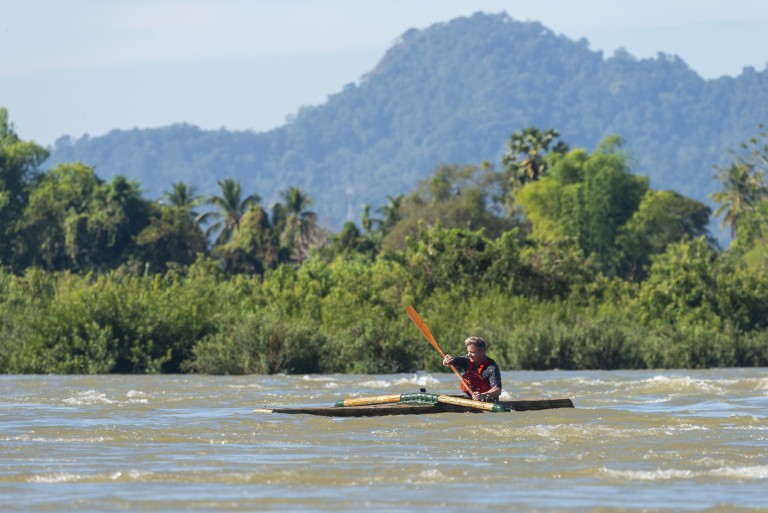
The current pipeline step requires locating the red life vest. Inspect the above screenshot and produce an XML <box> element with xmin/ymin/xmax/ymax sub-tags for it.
<box><xmin>460</xmin><ymin>360</ymin><xmax>492</xmax><ymax>393</ymax></box>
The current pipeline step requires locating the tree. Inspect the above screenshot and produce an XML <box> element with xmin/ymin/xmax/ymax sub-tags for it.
<box><xmin>326</xmin><ymin>221</ymin><xmax>377</xmax><ymax>257</ymax></box>
<box><xmin>361</xmin><ymin>204</ymin><xmax>378</xmax><ymax>233</ymax></box>
<box><xmin>165</xmin><ymin>181</ymin><xmax>202</xmax><ymax>212</ymax></box>
<box><xmin>710</xmin><ymin>162</ymin><xmax>763</xmax><ymax>240</ymax></box>
<box><xmin>517</xmin><ymin>136</ymin><xmax>649</xmax><ymax>275</ymax></box>
<box><xmin>278</xmin><ymin>186</ymin><xmax>319</xmax><ymax>263</ymax></box>
<box><xmin>215</xmin><ymin>205</ymin><xmax>277</xmax><ymax>275</ymax></box>
<box><xmin>95</xmin><ymin>175</ymin><xmax>151</xmax><ymax>266</ymax></box>
<box><xmin>616</xmin><ymin>190</ymin><xmax>712</xmax><ymax>280</ymax></box>
<box><xmin>579</xmin><ymin>138</ymin><xmax>648</xmax><ymax>261</ymax></box>
<box><xmin>14</xmin><ymin>163</ymin><xmax>102</xmax><ymax>270</ymax></box>
<box><xmin>133</xmin><ymin>181</ymin><xmax>208</xmax><ymax>272</ymax></box>
<box><xmin>198</xmin><ymin>178</ymin><xmax>261</xmax><ymax>247</ymax></box>
<box><xmin>710</xmin><ymin>125</ymin><xmax>768</xmax><ymax>246</ymax></box>
<box><xmin>501</xmin><ymin>127</ymin><xmax>569</xmax><ymax>189</ymax></box>
<box><xmin>403</xmin><ymin>224</ymin><xmax>496</xmax><ymax>297</ymax></box>
<box><xmin>15</xmin><ymin>164</ymin><xmax>150</xmax><ymax>271</ymax></box>
<box><xmin>0</xmin><ymin>108</ymin><xmax>49</xmax><ymax>268</ymax></box>
<box><xmin>135</xmin><ymin>204</ymin><xmax>208</xmax><ymax>272</ymax></box>
<box><xmin>637</xmin><ymin>237</ymin><xmax>719</xmax><ymax>327</ymax></box>
<box><xmin>382</xmin><ymin>165</ymin><xmax>514</xmax><ymax>251</ymax></box>
<box><xmin>378</xmin><ymin>194</ymin><xmax>404</xmax><ymax>233</ymax></box>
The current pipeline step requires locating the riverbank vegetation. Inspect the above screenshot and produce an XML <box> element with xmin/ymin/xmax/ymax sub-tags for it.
<box><xmin>2</xmin><ymin>109</ymin><xmax>768</xmax><ymax>373</ymax></box>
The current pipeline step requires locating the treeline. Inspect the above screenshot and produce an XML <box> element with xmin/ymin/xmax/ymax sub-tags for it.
<box><xmin>0</xmin><ymin>112</ymin><xmax>323</xmax><ymax>276</ymax></box>
<box><xmin>2</xmin><ymin>108</ymin><xmax>768</xmax><ymax>374</ymax></box>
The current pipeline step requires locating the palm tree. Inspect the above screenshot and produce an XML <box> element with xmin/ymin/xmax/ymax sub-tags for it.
<box><xmin>501</xmin><ymin>127</ymin><xmax>568</xmax><ymax>187</ymax></box>
<box><xmin>710</xmin><ymin>161</ymin><xmax>766</xmax><ymax>240</ymax></box>
<box><xmin>361</xmin><ymin>204</ymin><xmax>380</xmax><ymax>233</ymax></box>
<box><xmin>164</xmin><ymin>181</ymin><xmax>204</xmax><ymax>225</ymax></box>
<box><xmin>278</xmin><ymin>186</ymin><xmax>318</xmax><ymax>262</ymax></box>
<box><xmin>165</xmin><ymin>182</ymin><xmax>202</xmax><ymax>210</ymax></box>
<box><xmin>377</xmin><ymin>194</ymin><xmax>404</xmax><ymax>233</ymax></box>
<box><xmin>198</xmin><ymin>178</ymin><xmax>261</xmax><ymax>246</ymax></box>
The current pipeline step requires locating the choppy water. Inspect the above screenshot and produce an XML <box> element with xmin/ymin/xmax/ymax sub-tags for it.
<box><xmin>1</xmin><ymin>369</ymin><xmax>767</xmax><ymax>512</ymax></box>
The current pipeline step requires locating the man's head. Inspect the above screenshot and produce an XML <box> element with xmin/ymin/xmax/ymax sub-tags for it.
<box><xmin>464</xmin><ymin>336</ymin><xmax>487</xmax><ymax>362</ymax></box>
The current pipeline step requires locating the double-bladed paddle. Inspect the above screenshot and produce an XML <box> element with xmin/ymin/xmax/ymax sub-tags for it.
<box><xmin>406</xmin><ymin>305</ymin><xmax>474</xmax><ymax>394</ymax></box>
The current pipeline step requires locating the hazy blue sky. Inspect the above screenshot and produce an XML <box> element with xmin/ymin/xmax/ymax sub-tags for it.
<box><xmin>2</xmin><ymin>0</ymin><xmax>767</xmax><ymax>145</ymax></box>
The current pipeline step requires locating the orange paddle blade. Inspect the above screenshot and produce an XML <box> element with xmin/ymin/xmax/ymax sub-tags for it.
<box><xmin>406</xmin><ymin>306</ymin><xmax>445</xmax><ymax>356</ymax></box>
<box><xmin>406</xmin><ymin>306</ymin><xmax>473</xmax><ymax>393</ymax></box>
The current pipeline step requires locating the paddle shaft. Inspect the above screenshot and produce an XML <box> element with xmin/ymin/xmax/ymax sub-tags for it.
<box><xmin>335</xmin><ymin>394</ymin><xmax>402</xmax><ymax>407</ymax></box>
<box><xmin>406</xmin><ymin>306</ymin><xmax>474</xmax><ymax>394</ymax></box>
<box><xmin>436</xmin><ymin>394</ymin><xmax>508</xmax><ymax>412</ymax></box>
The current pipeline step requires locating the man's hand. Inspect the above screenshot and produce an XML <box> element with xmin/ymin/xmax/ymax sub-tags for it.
<box><xmin>442</xmin><ymin>354</ymin><xmax>454</xmax><ymax>367</ymax></box>
<box><xmin>473</xmin><ymin>387</ymin><xmax>501</xmax><ymax>402</ymax></box>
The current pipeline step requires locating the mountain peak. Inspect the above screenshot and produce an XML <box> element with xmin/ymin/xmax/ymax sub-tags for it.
<box><xmin>48</xmin><ymin>12</ymin><xmax>767</xmax><ymax>232</ymax></box>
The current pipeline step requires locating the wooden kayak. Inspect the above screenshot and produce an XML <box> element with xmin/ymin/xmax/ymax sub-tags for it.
<box><xmin>256</xmin><ymin>397</ymin><xmax>574</xmax><ymax>417</ymax></box>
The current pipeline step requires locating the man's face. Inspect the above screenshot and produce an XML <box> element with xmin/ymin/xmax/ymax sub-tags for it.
<box><xmin>466</xmin><ymin>344</ymin><xmax>486</xmax><ymax>362</ymax></box>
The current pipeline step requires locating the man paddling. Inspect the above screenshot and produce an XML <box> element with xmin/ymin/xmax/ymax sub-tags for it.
<box><xmin>443</xmin><ymin>336</ymin><xmax>502</xmax><ymax>402</ymax></box>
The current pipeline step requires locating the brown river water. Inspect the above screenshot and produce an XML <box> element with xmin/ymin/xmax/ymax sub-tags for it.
<box><xmin>1</xmin><ymin>369</ymin><xmax>767</xmax><ymax>512</ymax></box>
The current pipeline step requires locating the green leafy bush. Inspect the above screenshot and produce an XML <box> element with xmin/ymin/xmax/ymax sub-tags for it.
<box><xmin>186</xmin><ymin>308</ymin><xmax>326</xmax><ymax>374</ymax></box>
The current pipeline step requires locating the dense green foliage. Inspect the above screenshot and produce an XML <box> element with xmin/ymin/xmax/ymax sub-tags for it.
<box><xmin>3</xmin><ymin>231</ymin><xmax>768</xmax><ymax>374</ymax></box>
<box><xmin>3</xmin><ymin>107</ymin><xmax>768</xmax><ymax>374</ymax></box>
<box><xmin>45</xmin><ymin>12</ymin><xmax>768</xmax><ymax>236</ymax></box>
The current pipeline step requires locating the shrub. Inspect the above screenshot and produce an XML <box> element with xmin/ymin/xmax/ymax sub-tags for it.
<box><xmin>186</xmin><ymin>308</ymin><xmax>326</xmax><ymax>374</ymax></box>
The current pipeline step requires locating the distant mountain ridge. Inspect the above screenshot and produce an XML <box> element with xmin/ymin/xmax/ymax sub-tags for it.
<box><xmin>47</xmin><ymin>11</ymin><xmax>768</xmax><ymax>230</ymax></box>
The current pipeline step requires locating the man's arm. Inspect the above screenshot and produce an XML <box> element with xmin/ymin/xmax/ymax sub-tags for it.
<box><xmin>472</xmin><ymin>386</ymin><xmax>501</xmax><ymax>402</ymax></box>
<box><xmin>443</xmin><ymin>355</ymin><xmax>468</xmax><ymax>369</ymax></box>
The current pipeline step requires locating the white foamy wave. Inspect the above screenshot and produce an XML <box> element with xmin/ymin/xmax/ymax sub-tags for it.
<box><xmin>30</xmin><ymin>470</ymin><xmax>151</xmax><ymax>484</ymax></box>
<box><xmin>29</xmin><ymin>473</ymin><xmax>83</xmax><ymax>483</ymax></box>
<box><xmin>227</xmin><ymin>383</ymin><xmax>265</xmax><ymax>391</ymax></box>
<box><xmin>643</xmin><ymin>375</ymin><xmax>724</xmax><ymax>393</ymax></box>
<box><xmin>672</xmin><ymin>424</ymin><xmax>709</xmax><ymax>432</ymax></box>
<box><xmin>601</xmin><ymin>467</ymin><xmax>695</xmax><ymax>480</ymax></box>
<box><xmin>109</xmin><ymin>470</ymin><xmax>149</xmax><ymax>481</ymax></box>
<box><xmin>358</xmin><ymin>374</ymin><xmax>441</xmax><ymax>389</ymax></box>
<box><xmin>712</xmin><ymin>465</ymin><xmax>768</xmax><ymax>479</ymax></box>
<box><xmin>10</xmin><ymin>433</ymin><xmax>112</xmax><ymax>443</ymax></box>
<box><xmin>406</xmin><ymin>468</ymin><xmax>453</xmax><ymax>483</ymax></box>
<box><xmin>63</xmin><ymin>390</ymin><xmax>114</xmax><ymax>405</ymax></box>
<box><xmin>603</xmin><ymin>465</ymin><xmax>768</xmax><ymax>481</ymax></box>
<box><xmin>392</xmin><ymin>374</ymin><xmax>441</xmax><ymax>387</ymax></box>
<box><xmin>302</xmin><ymin>375</ymin><xmax>338</xmax><ymax>382</ymax></box>
<box><xmin>360</xmin><ymin>379</ymin><xmax>393</xmax><ymax>388</ymax></box>
<box><xmin>63</xmin><ymin>389</ymin><xmax>148</xmax><ymax>406</ymax></box>
<box><xmin>126</xmin><ymin>390</ymin><xmax>148</xmax><ymax>403</ymax></box>
<box><xmin>323</xmin><ymin>382</ymin><xmax>339</xmax><ymax>388</ymax></box>
<box><xmin>570</xmin><ymin>377</ymin><xmax>610</xmax><ymax>386</ymax></box>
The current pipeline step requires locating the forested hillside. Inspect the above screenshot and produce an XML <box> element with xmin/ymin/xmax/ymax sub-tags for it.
<box><xmin>47</xmin><ymin>12</ymin><xmax>768</xmax><ymax>231</ymax></box>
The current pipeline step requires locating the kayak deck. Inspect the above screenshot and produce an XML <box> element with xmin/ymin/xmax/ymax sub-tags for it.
<box><xmin>256</xmin><ymin>398</ymin><xmax>574</xmax><ymax>417</ymax></box>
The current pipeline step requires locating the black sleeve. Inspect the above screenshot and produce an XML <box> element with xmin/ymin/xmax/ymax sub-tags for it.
<box><xmin>451</xmin><ymin>356</ymin><xmax>470</xmax><ymax>372</ymax></box>
<box><xmin>485</xmin><ymin>363</ymin><xmax>502</xmax><ymax>389</ymax></box>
